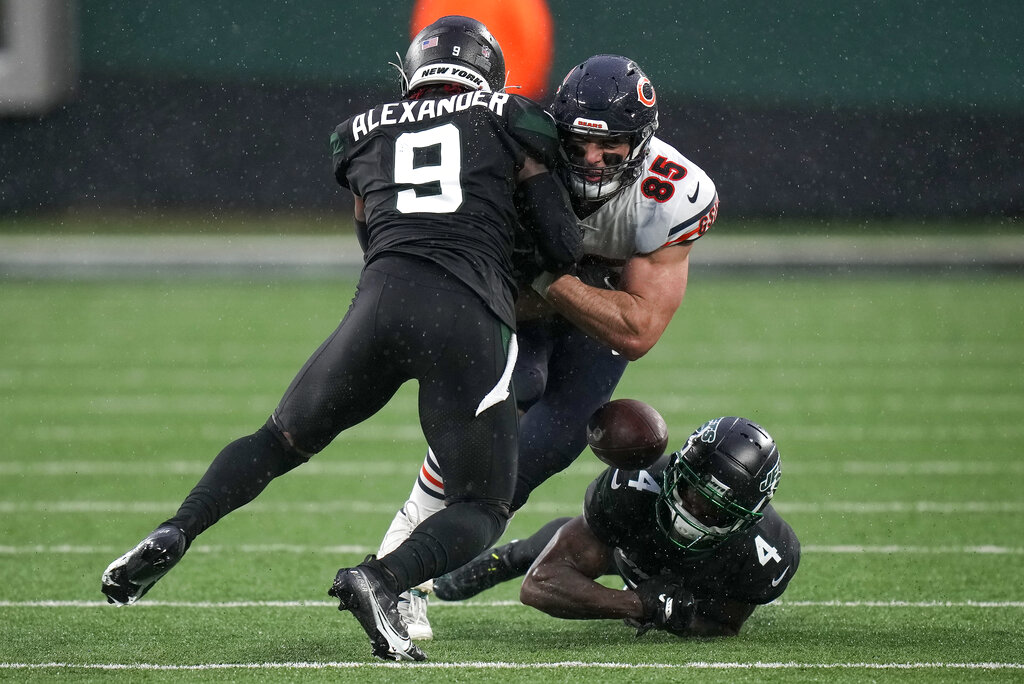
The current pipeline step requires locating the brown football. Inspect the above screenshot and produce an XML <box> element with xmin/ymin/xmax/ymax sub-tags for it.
<box><xmin>586</xmin><ymin>398</ymin><xmax>669</xmax><ymax>470</ymax></box>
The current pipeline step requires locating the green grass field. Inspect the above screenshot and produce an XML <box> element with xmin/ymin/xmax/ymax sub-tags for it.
<box><xmin>2</xmin><ymin>268</ymin><xmax>1023</xmax><ymax>682</ymax></box>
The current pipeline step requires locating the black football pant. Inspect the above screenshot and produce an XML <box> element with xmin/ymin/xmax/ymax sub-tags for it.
<box><xmin>168</xmin><ymin>255</ymin><xmax>518</xmax><ymax>593</ymax></box>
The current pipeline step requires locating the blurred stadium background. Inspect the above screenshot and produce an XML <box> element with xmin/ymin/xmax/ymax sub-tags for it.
<box><xmin>0</xmin><ymin>0</ymin><xmax>1021</xmax><ymax>224</ymax></box>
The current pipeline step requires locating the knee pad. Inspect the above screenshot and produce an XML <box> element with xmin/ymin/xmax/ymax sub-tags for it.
<box><xmin>263</xmin><ymin>418</ymin><xmax>314</xmax><ymax>463</ymax></box>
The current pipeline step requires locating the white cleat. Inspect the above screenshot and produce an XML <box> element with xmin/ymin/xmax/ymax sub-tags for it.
<box><xmin>399</xmin><ymin>588</ymin><xmax>433</xmax><ymax>641</ymax></box>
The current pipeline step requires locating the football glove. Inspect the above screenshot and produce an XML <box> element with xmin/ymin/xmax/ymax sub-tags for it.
<box><xmin>576</xmin><ymin>256</ymin><xmax>620</xmax><ymax>290</ymax></box>
<box><xmin>633</xmin><ymin>575</ymin><xmax>695</xmax><ymax>637</ymax></box>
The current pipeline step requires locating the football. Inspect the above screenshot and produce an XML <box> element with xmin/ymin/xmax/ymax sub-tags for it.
<box><xmin>586</xmin><ymin>398</ymin><xmax>669</xmax><ymax>470</ymax></box>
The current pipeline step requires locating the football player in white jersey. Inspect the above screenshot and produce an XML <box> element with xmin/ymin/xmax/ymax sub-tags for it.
<box><xmin>375</xmin><ymin>54</ymin><xmax>720</xmax><ymax>640</ymax></box>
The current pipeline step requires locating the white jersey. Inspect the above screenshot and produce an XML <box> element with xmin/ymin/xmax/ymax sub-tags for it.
<box><xmin>580</xmin><ymin>136</ymin><xmax>719</xmax><ymax>262</ymax></box>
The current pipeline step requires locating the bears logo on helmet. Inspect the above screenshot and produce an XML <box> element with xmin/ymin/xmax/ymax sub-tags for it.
<box><xmin>548</xmin><ymin>54</ymin><xmax>659</xmax><ymax>201</ymax></box>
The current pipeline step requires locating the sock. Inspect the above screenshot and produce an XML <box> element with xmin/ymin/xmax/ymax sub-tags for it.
<box><xmin>376</xmin><ymin>500</ymin><xmax>508</xmax><ymax>592</ymax></box>
<box><xmin>377</xmin><ymin>462</ymin><xmax>447</xmax><ymax>556</ymax></box>
<box><xmin>165</xmin><ymin>425</ymin><xmax>304</xmax><ymax>542</ymax></box>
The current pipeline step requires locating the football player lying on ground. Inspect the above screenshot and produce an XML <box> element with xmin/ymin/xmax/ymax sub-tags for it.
<box><xmin>376</xmin><ymin>53</ymin><xmax>721</xmax><ymax>640</ymax></box>
<box><xmin>435</xmin><ymin>416</ymin><xmax>800</xmax><ymax>638</ymax></box>
<box><xmin>100</xmin><ymin>15</ymin><xmax>582</xmax><ymax>663</ymax></box>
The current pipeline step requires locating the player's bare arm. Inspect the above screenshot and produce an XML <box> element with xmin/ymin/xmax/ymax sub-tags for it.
<box><xmin>543</xmin><ymin>242</ymin><xmax>691</xmax><ymax>360</ymax></box>
<box><xmin>520</xmin><ymin>515</ymin><xmax>646</xmax><ymax>622</ymax></box>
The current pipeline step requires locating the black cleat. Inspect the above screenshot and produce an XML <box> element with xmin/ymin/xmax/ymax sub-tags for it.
<box><xmin>433</xmin><ymin>542</ymin><xmax>520</xmax><ymax>601</ymax></box>
<box><xmin>329</xmin><ymin>561</ymin><xmax>427</xmax><ymax>662</ymax></box>
<box><xmin>101</xmin><ymin>524</ymin><xmax>188</xmax><ymax>605</ymax></box>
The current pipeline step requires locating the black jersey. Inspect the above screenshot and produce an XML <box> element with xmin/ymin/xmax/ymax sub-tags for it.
<box><xmin>331</xmin><ymin>91</ymin><xmax>562</xmax><ymax>328</ymax></box>
<box><xmin>584</xmin><ymin>454</ymin><xmax>800</xmax><ymax>605</ymax></box>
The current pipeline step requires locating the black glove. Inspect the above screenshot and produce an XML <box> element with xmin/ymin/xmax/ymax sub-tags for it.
<box><xmin>511</xmin><ymin>236</ymin><xmax>546</xmax><ymax>287</ymax></box>
<box><xmin>633</xmin><ymin>575</ymin><xmax>695</xmax><ymax>637</ymax></box>
<box><xmin>576</xmin><ymin>256</ymin><xmax>620</xmax><ymax>290</ymax></box>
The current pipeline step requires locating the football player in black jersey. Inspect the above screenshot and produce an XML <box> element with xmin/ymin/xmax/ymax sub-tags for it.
<box><xmin>438</xmin><ymin>416</ymin><xmax>800</xmax><ymax>638</ymax></box>
<box><xmin>99</xmin><ymin>15</ymin><xmax>581</xmax><ymax>662</ymax></box>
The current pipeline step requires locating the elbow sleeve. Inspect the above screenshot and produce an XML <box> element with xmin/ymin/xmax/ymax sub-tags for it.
<box><xmin>515</xmin><ymin>173</ymin><xmax>582</xmax><ymax>273</ymax></box>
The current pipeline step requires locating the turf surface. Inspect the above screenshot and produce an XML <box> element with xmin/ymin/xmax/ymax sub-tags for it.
<box><xmin>1</xmin><ymin>270</ymin><xmax>1022</xmax><ymax>682</ymax></box>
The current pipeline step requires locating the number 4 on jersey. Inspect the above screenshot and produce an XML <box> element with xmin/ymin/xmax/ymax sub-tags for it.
<box><xmin>754</xmin><ymin>534</ymin><xmax>782</xmax><ymax>565</ymax></box>
<box><xmin>611</xmin><ymin>469</ymin><xmax>661</xmax><ymax>494</ymax></box>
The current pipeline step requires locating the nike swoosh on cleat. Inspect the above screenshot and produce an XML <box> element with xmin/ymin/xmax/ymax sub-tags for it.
<box><xmin>771</xmin><ymin>566</ymin><xmax>790</xmax><ymax>587</ymax></box>
<box><xmin>372</xmin><ymin>601</ymin><xmax>415</xmax><ymax>658</ymax></box>
<box><xmin>687</xmin><ymin>182</ymin><xmax>700</xmax><ymax>203</ymax></box>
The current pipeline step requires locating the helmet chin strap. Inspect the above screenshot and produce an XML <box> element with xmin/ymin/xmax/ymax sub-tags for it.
<box><xmin>570</xmin><ymin>173</ymin><xmax>623</xmax><ymax>201</ymax></box>
<box><xmin>565</xmin><ymin>139</ymin><xmax>650</xmax><ymax>201</ymax></box>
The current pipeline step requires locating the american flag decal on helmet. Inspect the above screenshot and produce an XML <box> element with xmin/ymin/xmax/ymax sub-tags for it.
<box><xmin>421</xmin><ymin>37</ymin><xmax>439</xmax><ymax>49</ymax></box>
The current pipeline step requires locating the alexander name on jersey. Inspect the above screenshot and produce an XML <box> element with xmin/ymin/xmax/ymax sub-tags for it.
<box><xmin>349</xmin><ymin>91</ymin><xmax>511</xmax><ymax>142</ymax></box>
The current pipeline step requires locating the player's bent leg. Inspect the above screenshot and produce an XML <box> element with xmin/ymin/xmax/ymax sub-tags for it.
<box><xmin>378</xmin><ymin>450</ymin><xmax>447</xmax><ymax>641</ymax></box>
<box><xmin>432</xmin><ymin>543</ymin><xmax>518</xmax><ymax>601</ymax></box>
<box><xmin>511</xmin><ymin>328</ymin><xmax>628</xmax><ymax>510</ymax></box>
<box><xmin>101</xmin><ymin>424</ymin><xmax>306</xmax><ymax>605</ymax></box>
<box><xmin>434</xmin><ymin>517</ymin><xmax>572</xmax><ymax>600</ymax></box>
<box><xmin>373</xmin><ymin>498</ymin><xmax>510</xmax><ymax>592</ymax></box>
<box><xmin>378</xmin><ymin>450</ymin><xmax>447</xmax><ymax>570</ymax></box>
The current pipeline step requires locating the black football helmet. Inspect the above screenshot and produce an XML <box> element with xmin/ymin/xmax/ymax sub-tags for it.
<box><xmin>656</xmin><ymin>417</ymin><xmax>781</xmax><ymax>551</ymax></box>
<box><xmin>549</xmin><ymin>54</ymin><xmax>659</xmax><ymax>201</ymax></box>
<box><xmin>401</xmin><ymin>15</ymin><xmax>506</xmax><ymax>95</ymax></box>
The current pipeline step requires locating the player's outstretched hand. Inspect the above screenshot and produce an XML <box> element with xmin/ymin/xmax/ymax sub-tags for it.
<box><xmin>633</xmin><ymin>575</ymin><xmax>695</xmax><ymax>637</ymax></box>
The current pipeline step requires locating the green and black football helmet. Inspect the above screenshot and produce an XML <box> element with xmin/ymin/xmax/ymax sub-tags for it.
<box><xmin>657</xmin><ymin>417</ymin><xmax>781</xmax><ymax>550</ymax></box>
<box><xmin>401</xmin><ymin>15</ymin><xmax>506</xmax><ymax>95</ymax></box>
<box><xmin>548</xmin><ymin>54</ymin><xmax>659</xmax><ymax>201</ymax></box>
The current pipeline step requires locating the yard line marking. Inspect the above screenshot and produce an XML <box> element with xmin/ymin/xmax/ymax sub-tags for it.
<box><xmin>801</xmin><ymin>544</ymin><xmax>1024</xmax><ymax>554</ymax></box>
<box><xmin>3</xmin><ymin>500</ymin><xmax>1023</xmax><ymax>515</ymax></box>
<box><xmin>0</xmin><ymin>661</ymin><xmax>1022</xmax><ymax>671</ymax></box>
<box><xmin>3</xmin><ymin>599</ymin><xmax>1023</xmax><ymax>608</ymax></box>
<box><xmin>0</xmin><ymin>544</ymin><xmax>375</xmax><ymax>555</ymax></box>
<box><xmin>774</xmin><ymin>600</ymin><xmax>1024</xmax><ymax>608</ymax></box>
<box><xmin>776</xmin><ymin>502</ymin><xmax>1024</xmax><ymax>514</ymax></box>
<box><xmin>4</xmin><ymin>459</ymin><xmax>1022</xmax><ymax>476</ymax></box>
<box><xmin>2</xmin><ymin>543</ymin><xmax>1023</xmax><ymax>555</ymax></box>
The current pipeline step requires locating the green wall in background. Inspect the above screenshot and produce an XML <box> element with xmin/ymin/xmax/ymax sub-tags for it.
<box><xmin>80</xmin><ymin>1</ymin><xmax>1022</xmax><ymax>110</ymax></box>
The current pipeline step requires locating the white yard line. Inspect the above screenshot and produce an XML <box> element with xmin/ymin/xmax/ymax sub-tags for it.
<box><xmin>2</xmin><ymin>500</ymin><xmax>1023</xmax><ymax>515</ymax></box>
<box><xmin>1</xmin><ymin>599</ymin><xmax>1022</xmax><ymax>609</ymax></box>
<box><xmin>1</xmin><ymin>660</ymin><xmax>1022</xmax><ymax>672</ymax></box>
<box><xmin>1</xmin><ymin>543</ymin><xmax>1022</xmax><ymax>555</ymax></box>
<box><xmin>3</xmin><ymin>458</ymin><xmax>1022</xmax><ymax>476</ymax></box>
